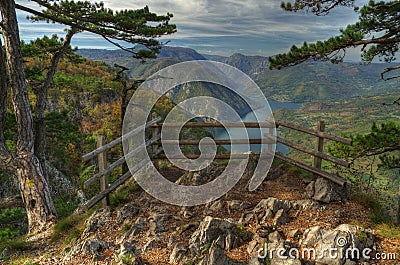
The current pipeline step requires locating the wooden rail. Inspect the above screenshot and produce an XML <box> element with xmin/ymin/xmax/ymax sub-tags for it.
<box><xmin>78</xmin><ymin>115</ymin><xmax>352</xmax><ymax>212</ymax></box>
<box><xmin>77</xmin><ymin>115</ymin><xmax>160</xmax><ymax>213</ymax></box>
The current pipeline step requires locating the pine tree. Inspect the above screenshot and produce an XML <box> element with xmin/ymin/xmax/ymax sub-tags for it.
<box><xmin>269</xmin><ymin>0</ymin><xmax>400</xmax><ymax>79</ymax></box>
<box><xmin>0</xmin><ymin>0</ymin><xmax>175</xmax><ymax>233</ymax></box>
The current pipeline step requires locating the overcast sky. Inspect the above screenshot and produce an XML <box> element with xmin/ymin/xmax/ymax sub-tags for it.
<box><xmin>15</xmin><ymin>0</ymin><xmax>365</xmax><ymax>59</ymax></box>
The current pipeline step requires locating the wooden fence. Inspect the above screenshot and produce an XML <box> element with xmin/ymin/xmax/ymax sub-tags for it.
<box><xmin>77</xmin><ymin>115</ymin><xmax>352</xmax><ymax>213</ymax></box>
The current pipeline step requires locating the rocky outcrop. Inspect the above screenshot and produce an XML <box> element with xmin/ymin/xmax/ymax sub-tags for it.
<box><xmin>252</xmin><ymin>197</ymin><xmax>318</xmax><ymax>226</ymax></box>
<box><xmin>56</xmin><ymin>195</ymin><xmax>377</xmax><ymax>265</ymax></box>
<box><xmin>64</xmin><ymin>234</ymin><xmax>116</xmax><ymax>262</ymax></box>
<box><xmin>199</xmin><ymin>245</ymin><xmax>246</xmax><ymax>265</ymax></box>
<box><xmin>306</xmin><ymin>177</ymin><xmax>349</xmax><ymax>203</ymax></box>
<box><xmin>189</xmin><ymin>216</ymin><xmax>252</xmax><ymax>261</ymax></box>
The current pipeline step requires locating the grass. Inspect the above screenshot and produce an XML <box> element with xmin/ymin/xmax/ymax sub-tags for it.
<box><xmin>376</xmin><ymin>223</ymin><xmax>400</xmax><ymax>240</ymax></box>
<box><xmin>51</xmin><ymin>207</ymin><xmax>96</xmax><ymax>243</ymax></box>
<box><xmin>352</xmin><ymin>191</ymin><xmax>392</xmax><ymax>224</ymax></box>
<box><xmin>110</xmin><ymin>181</ymin><xmax>140</xmax><ymax>207</ymax></box>
<box><xmin>0</xmin><ymin>237</ymin><xmax>27</xmax><ymax>254</ymax></box>
<box><xmin>122</xmin><ymin>223</ymin><xmax>132</xmax><ymax>233</ymax></box>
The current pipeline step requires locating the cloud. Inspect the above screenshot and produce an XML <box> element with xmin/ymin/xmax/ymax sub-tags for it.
<box><xmin>14</xmin><ymin>0</ymin><xmax>362</xmax><ymax>57</ymax></box>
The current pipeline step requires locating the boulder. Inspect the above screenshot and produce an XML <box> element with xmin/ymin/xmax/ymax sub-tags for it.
<box><xmin>199</xmin><ymin>245</ymin><xmax>246</xmax><ymax>265</ymax></box>
<box><xmin>81</xmin><ymin>235</ymin><xmax>115</xmax><ymax>255</ymax></box>
<box><xmin>253</xmin><ymin>198</ymin><xmax>293</xmax><ymax>226</ymax></box>
<box><xmin>313</xmin><ymin>224</ymin><xmax>375</xmax><ymax>265</ymax></box>
<box><xmin>306</xmin><ymin>178</ymin><xmax>348</xmax><ymax>203</ymax></box>
<box><xmin>300</xmin><ymin>226</ymin><xmax>325</xmax><ymax>248</ymax></box>
<box><xmin>189</xmin><ymin>216</ymin><xmax>252</xmax><ymax>257</ymax></box>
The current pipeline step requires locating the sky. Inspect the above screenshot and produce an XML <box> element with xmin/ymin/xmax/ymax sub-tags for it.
<box><xmin>15</xmin><ymin>0</ymin><xmax>365</xmax><ymax>59</ymax></box>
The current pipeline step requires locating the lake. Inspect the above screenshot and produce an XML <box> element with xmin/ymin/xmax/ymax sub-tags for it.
<box><xmin>213</xmin><ymin>99</ymin><xmax>301</xmax><ymax>154</ymax></box>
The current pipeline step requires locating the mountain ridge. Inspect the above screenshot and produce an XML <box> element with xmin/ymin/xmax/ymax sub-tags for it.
<box><xmin>76</xmin><ymin>46</ymin><xmax>399</xmax><ymax>102</ymax></box>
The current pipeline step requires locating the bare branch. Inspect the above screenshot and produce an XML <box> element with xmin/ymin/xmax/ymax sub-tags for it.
<box><xmin>381</xmin><ymin>64</ymin><xmax>400</xmax><ymax>80</ymax></box>
<box><xmin>0</xmin><ymin>195</ymin><xmax>24</xmax><ymax>209</ymax></box>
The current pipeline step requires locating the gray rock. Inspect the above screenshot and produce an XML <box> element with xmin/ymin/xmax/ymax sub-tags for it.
<box><xmin>273</xmin><ymin>209</ymin><xmax>290</xmax><ymax>226</ymax></box>
<box><xmin>247</xmin><ymin>240</ymin><xmax>258</xmax><ymax>255</ymax></box>
<box><xmin>305</xmin><ymin>180</ymin><xmax>315</xmax><ymax>199</ymax></box>
<box><xmin>116</xmin><ymin>203</ymin><xmax>140</xmax><ymax>223</ymax></box>
<box><xmin>253</xmin><ymin>198</ymin><xmax>292</xmax><ymax>215</ymax></box>
<box><xmin>142</xmin><ymin>238</ymin><xmax>159</xmax><ymax>252</ymax></box>
<box><xmin>118</xmin><ymin>217</ymin><xmax>147</xmax><ymax>244</ymax></box>
<box><xmin>313</xmin><ymin>224</ymin><xmax>376</xmax><ymax>265</ymax></box>
<box><xmin>247</xmin><ymin>256</ymin><xmax>264</xmax><ymax>265</ymax></box>
<box><xmin>81</xmin><ymin>235</ymin><xmax>114</xmax><ymax>255</ymax></box>
<box><xmin>307</xmin><ymin>178</ymin><xmax>348</xmax><ymax>203</ymax></box>
<box><xmin>176</xmin><ymin>171</ymin><xmax>214</xmax><ymax>186</ymax></box>
<box><xmin>287</xmin><ymin>229</ymin><xmax>302</xmax><ymax>240</ymax></box>
<box><xmin>189</xmin><ymin>216</ymin><xmax>252</xmax><ymax>256</ymax></box>
<box><xmin>92</xmin><ymin>252</ymin><xmax>106</xmax><ymax>262</ymax></box>
<box><xmin>82</xmin><ymin>209</ymin><xmax>110</xmax><ymax>236</ymax></box>
<box><xmin>115</xmin><ymin>242</ymin><xmax>142</xmax><ymax>265</ymax></box>
<box><xmin>209</xmin><ymin>200</ymin><xmax>224</xmax><ymax>212</ymax></box>
<box><xmin>148</xmin><ymin>207</ymin><xmax>172</xmax><ymax>234</ymax></box>
<box><xmin>169</xmin><ymin>243</ymin><xmax>188</xmax><ymax>264</ymax></box>
<box><xmin>292</xmin><ymin>199</ymin><xmax>319</xmax><ymax>210</ymax></box>
<box><xmin>300</xmin><ymin>226</ymin><xmax>325</xmax><ymax>248</ymax></box>
<box><xmin>268</xmin><ymin>231</ymin><xmax>282</xmax><ymax>244</ymax></box>
<box><xmin>239</xmin><ymin>213</ymin><xmax>254</xmax><ymax>224</ymax></box>
<box><xmin>199</xmin><ymin>245</ymin><xmax>246</xmax><ymax>265</ymax></box>
<box><xmin>253</xmin><ymin>198</ymin><xmax>293</xmax><ymax>226</ymax></box>
<box><xmin>266</xmin><ymin>164</ymin><xmax>285</xmax><ymax>181</ymax></box>
<box><xmin>119</xmin><ymin>242</ymin><xmax>139</xmax><ymax>256</ymax></box>
<box><xmin>1</xmin><ymin>248</ymin><xmax>10</xmax><ymax>258</ymax></box>
<box><xmin>227</xmin><ymin>200</ymin><xmax>251</xmax><ymax>214</ymax></box>
<box><xmin>271</xmin><ymin>258</ymin><xmax>302</xmax><ymax>265</ymax></box>
<box><xmin>46</xmin><ymin>162</ymin><xmax>75</xmax><ymax>197</ymax></box>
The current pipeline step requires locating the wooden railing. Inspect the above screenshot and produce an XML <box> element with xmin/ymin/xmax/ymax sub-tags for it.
<box><xmin>76</xmin><ymin>115</ymin><xmax>162</xmax><ymax>213</ymax></box>
<box><xmin>77</xmin><ymin>115</ymin><xmax>352</xmax><ymax>213</ymax></box>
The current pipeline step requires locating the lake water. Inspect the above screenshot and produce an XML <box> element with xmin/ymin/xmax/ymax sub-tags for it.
<box><xmin>213</xmin><ymin>99</ymin><xmax>301</xmax><ymax>154</ymax></box>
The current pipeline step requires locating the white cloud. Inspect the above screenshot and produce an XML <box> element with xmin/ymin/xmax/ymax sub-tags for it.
<box><xmin>14</xmin><ymin>0</ymin><xmax>363</xmax><ymax>56</ymax></box>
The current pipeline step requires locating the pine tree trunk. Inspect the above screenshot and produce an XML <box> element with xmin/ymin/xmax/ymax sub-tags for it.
<box><xmin>14</xmin><ymin>153</ymin><xmax>56</xmax><ymax>232</ymax></box>
<box><xmin>397</xmin><ymin>186</ymin><xmax>400</xmax><ymax>225</ymax></box>
<box><xmin>0</xmin><ymin>39</ymin><xmax>7</xmax><ymax>144</ymax></box>
<box><xmin>34</xmin><ymin>28</ymin><xmax>75</xmax><ymax>176</ymax></box>
<box><xmin>0</xmin><ymin>0</ymin><xmax>57</xmax><ymax>233</ymax></box>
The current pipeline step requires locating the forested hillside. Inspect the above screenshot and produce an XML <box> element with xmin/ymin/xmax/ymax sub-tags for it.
<box><xmin>78</xmin><ymin>47</ymin><xmax>400</xmax><ymax>102</ymax></box>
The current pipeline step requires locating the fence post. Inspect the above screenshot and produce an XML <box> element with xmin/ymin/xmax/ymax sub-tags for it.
<box><xmin>151</xmin><ymin>113</ymin><xmax>160</xmax><ymax>160</ymax></box>
<box><xmin>313</xmin><ymin>120</ymin><xmax>325</xmax><ymax>170</ymax></box>
<box><xmin>97</xmin><ymin>135</ymin><xmax>110</xmax><ymax>208</ymax></box>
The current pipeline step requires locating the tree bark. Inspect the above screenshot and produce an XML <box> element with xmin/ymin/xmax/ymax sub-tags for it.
<box><xmin>397</xmin><ymin>186</ymin><xmax>400</xmax><ymax>226</ymax></box>
<box><xmin>0</xmin><ymin>38</ymin><xmax>7</xmax><ymax>145</ymax></box>
<box><xmin>34</xmin><ymin>28</ymin><xmax>76</xmax><ymax>176</ymax></box>
<box><xmin>0</xmin><ymin>0</ymin><xmax>57</xmax><ymax>233</ymax></box>
<box><xmin>0</xmin><ymin>38</ymin><xmax>13</xmax><ymax>168</ymax></box>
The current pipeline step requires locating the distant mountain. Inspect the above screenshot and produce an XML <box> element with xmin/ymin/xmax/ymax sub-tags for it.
<box><xmin>158</xmin><ymin>46</ymin><xmax>206</xmax><ymax>61</ymax></box>
<box><xmin>76</xmin><ymin>46</ymin><xmax>205</xmax><ymax>62</ymax></box>
<box><xmin>201</xmin><ymin>54</ymin><xmax>227</xmax><ymax>62</ymax></box>
<box><xmin>256</xmin><ymin>61</ymin><xmax>399</xmax><ymax>102</ymax></box>
<box><xmin>222</xmin><ymin>53</ymin><xmax>269</xmax><ymax>77</ymax></box>
<box><xmin>76</xmin><ymin>47</ymin><xmax>399</xmax><ymax>103</ymax></box>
